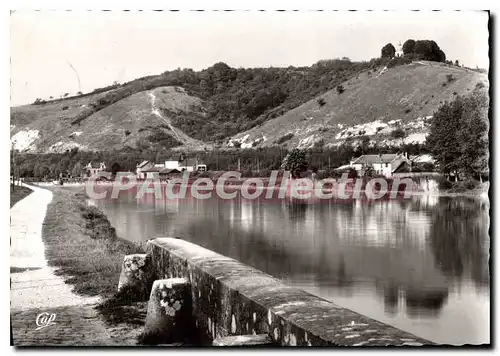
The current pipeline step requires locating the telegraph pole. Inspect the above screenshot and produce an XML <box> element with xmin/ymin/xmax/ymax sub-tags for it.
<box><xmin>11</xmin><ymin>143</ymin><xmax>16</xmax><ymax>190</ymax></box>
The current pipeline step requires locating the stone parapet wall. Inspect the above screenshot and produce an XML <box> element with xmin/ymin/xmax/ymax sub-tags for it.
<box><xmin>146</xmin><ymin>237</ymin><xmax>432</xmax><ymax>346</ymax></box>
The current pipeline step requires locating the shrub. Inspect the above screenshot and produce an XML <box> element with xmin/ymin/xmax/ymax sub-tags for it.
<box><xmin>124</xmin><ymin>130</ymin><xmax>131</xmax><ymax>136</ymax></box>
<box><xmin>421</xmin><ymin>162</ymin><xmax>435</xmax><ymax>172</ymax></box>
<box><xmin>336</xmin><ymin>85</ymin><xmax>345</xmax><ymax>94</ymax></box>
<box><xmin>241</xmin><ymin>169</ymin><xmax>253</xmax><ymax>177</ymax></box>
<box><xmin>404</xmin><ymin>108</ymin><xmax>412</xmax><ymax>114</ymax></box>
<box><xmin>33</xmin><ymin>98</ymin><xmax>47</xmax><ymax>105</ymax></box>
<box><xmin>317</xmin><ymin>98</ymin><xmax>326</xmax><ymax>107</ymax></box>
<box><xmin>462</xmin><ymin>178</ymin><xmax>480</xmax><ymax>190</ymax></box>
<box><xmin>437</xmin><ymin>176</ymin><xmax>453</xmax><ymax>190</ymax></box>
<box><xmin>276</xmin><ymin>133</ymin><xmax>294</xmax><ymax>144</ymax></box>
<box><xmin>62</xmin><ymin>106</ymin><xmax>69</xmax><ymax>111</ymax></box>
<box><xmin>446</xmin><ymin>74</ymin><xmax>456</xmax><ymax>83</ymax></box>
<box><xmin>476</xmin><ymin>82</ymin><xmax>485</xmax><ymax>89</ymax></box>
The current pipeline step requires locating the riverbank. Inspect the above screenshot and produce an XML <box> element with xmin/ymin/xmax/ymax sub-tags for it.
<box><xmin>32</xmin><ymin>178</ymin><xmax>488</xmax><ymax>199</ymax></box>
<box><xmin>10</xmin><ymin>184</ymin><xmax>32</xmax><ymax>207</ymax></box>
<box><xmin>41</xmin><ymin>187</ymin><xmax>144</xmax><ymax>296</ymax></box>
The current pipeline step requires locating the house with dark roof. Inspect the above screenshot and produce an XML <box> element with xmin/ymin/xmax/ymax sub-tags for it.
<box><xmin>349</xmin><ymin>153</ymin><xmax>411</xmax><ymax>177</ymax></box>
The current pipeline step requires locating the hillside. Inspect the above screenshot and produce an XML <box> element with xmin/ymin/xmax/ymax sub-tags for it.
<box><xmin>10</xmin><ymin>58</ymin><xmax>384</xmax><ymax>153</ymax></box>
<box><xmin>10</xmin><ymin>86</ymin><xmax>211</xmax><ymax>153</ymax></box>
<box><xmin>229</xmin><ymin>61</ymin><xmax>488</xmax><ymax>149</ymax></box>
<box><xmin>10</xmin><ymin>60</ymin><xmax>488</xmax><ymax>154</ymax></box>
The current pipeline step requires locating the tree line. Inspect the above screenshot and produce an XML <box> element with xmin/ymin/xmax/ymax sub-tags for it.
<box><xmin>11</xmin><ymin>140</ymin><xmax>429</xmax><ymax>181</ymax></box>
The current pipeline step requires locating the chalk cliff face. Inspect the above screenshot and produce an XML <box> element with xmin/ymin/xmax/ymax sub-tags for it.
<box><xmin>11</xmin><ymin>61</ymin><xmax>488</xmax><ymax>153</ymax></box>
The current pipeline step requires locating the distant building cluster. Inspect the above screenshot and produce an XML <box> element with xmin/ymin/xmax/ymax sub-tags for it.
<box><xmin>338</xmin><ymin>153</ymin><xmax>435</xmax><ymax>178</ymax></box>
<box><xmin>136</xmin><ymin>158</ymin><xmax>207</xmax><ymax>180</ymax></box>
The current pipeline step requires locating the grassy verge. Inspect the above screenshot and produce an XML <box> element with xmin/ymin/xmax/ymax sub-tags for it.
<box><xmin>10</xmin><ymin>185</ymin><xmax>33</xmax><ymax>208</ymax></box>
<box><xmin>41</xmin><ymin>187</ymin><xmax>151</xmax><ymax>339</ymax></box>
<box><xmin>42</xmin><ymin>187</ymin><xmax>144</xmax><ymax>297</ymax></box>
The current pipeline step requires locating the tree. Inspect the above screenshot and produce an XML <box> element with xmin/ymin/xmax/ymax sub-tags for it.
<box><xmin>402</xmin><ymin>39</ymin><xmax>416</xmax><ymax>55</ymax></box>
<box><xmin>71</xmin><ymin>161</ymin><xmax>83</xmax><ymax>178</ymax></box>
<box><xmin>456</xmin><ymin>88</ymin><xmax>489</xmax><ymax>179</ymax></box>
<box><xmin>381</xmin><ymin>43</ymin><xmax>396</xmax><ymax>58</ymax></box>
<box><xmin>283</xmin><ymin>149</ymin><xmax>309</xmax><ymax>178</ymax></box>
<box><xmin>111</xmin><ymin>162</ymin><xmax>121</xmax><ymax>176</ymax></box>
<box><xmin>455</xmin><ymin>60</ymin><xmax>460</xmax><ymax>66</ymax></box>
<box><xmin>413</xmin><ymin>40</ymin><xmax>446</xmax><ymax>62</ymax></box>
<box><xmin>426</xmin><ymin>96</ymin><xmax>467</xmax><ymax>177</ymax></box>
<box><xmin>391</xmin><ymin>128</ymin><xmax>406</xmax><ymax>145</ymax></box>
<box><xmin>359</xmin><ymin>136</ymin><xmax>371</xmax><ymax>154</ymax></box>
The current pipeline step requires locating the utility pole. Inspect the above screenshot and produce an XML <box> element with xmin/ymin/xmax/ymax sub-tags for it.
<box><xmin>11</xmin><ymin>143</ymin><xmax>16</xmax><ymax>190</ymax></box>
<box><xmin>328</xmin><ymin>156</ymin><xmax>331</xmax><ymax>172</ymax></box>
<box><xmin>238</xmin><ymin>158</ymin><xmax>241</xmax><ymax>171</ymax></box>
<box><xmin>216</xmin><ymin>147</ymin><xmax>219</xmax><ymax>171</ymax></box>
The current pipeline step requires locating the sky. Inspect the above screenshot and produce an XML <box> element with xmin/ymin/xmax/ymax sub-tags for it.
<box><xmin>10</xmin><ymin>10</ymin><xmax>490</xmax><ymax>106</ymax></box>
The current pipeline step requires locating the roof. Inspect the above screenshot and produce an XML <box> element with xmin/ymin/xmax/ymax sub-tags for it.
<box><xmin>137</xmin><ymin>160</ymin><xmax>151</xmax><ymax>168</ymax></box>
<box><xmin>390</xmin><ymin>158</ymin><xmax>410</xmax><ymax>173</ymax></box>
<box><xmin>351</xmin><ymin>154</ymin><xmax>399</xmax><ymax>165</ymax></box>
<box><xmin>142</xmin><ymin>167</ymin><xmax>161</xmax><ymax>173</ymax></box>
<box><xmin>411</xmin><ymin>154</ymin><xmax>436</xmax><ymax>164</ymax></box>
<box><xmin>159</xmin><ymin>168</ymin><xmax>181</xmax><ymax>174</ymax></box>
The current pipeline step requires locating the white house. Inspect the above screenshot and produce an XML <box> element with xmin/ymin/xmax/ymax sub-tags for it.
<box><xmin>164</xmin><ymin>158</ymin><xmax>206</xmax><ymax>172</ymax></box>
<box><xmin>349</xmin><ymin>153</ymin><xmax>411</xmax><ymax>177</ymax></box>
<box><xmin>165</xmin><ymin>160</ymin><xmax>181</xmax><ymax>170</ymax></box>
<box><xmin>85</xmin><ymin>162</ymin><xmax>106</xmax><ymax>176</ymax></box>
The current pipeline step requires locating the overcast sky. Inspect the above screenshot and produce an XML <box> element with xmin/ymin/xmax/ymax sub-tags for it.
<box><xmin>10</xmin><ymin>10</ymin><xmax>489</xmax><ymax>106</ymax></box>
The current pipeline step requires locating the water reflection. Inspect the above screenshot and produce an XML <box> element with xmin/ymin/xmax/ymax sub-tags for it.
<box><xmin>92</xmin><ymin>188</ymin><xmax>489</xmax><ymax>344</ymax></box>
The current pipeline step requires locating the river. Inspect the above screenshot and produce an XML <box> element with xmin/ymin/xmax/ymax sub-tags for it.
<box><xmin>89</xmin><ymin>187</ymin><xmax>490</xmax><ymax>345</ymax></box>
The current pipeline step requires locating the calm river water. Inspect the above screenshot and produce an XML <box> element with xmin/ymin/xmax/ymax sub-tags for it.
<box><xmin>89</xmin><ymin>187</ymin><xmax>490</xmax><ymax>345</ymax></box>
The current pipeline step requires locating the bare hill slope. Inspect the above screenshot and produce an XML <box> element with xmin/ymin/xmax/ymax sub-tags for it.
<box><xmin>10</xmin><ymin>86</ymin><xmax>211</xmax><ymax>153</ymax></box>
<box><xmin>229</xmin><ymin>61</ymin><xmax>488</xmax><ymax>149</ymax></box>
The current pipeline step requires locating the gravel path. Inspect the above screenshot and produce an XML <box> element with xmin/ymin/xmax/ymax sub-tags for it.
<box><xmin>10</xmin><ymin>184</ymin><xmax>118</xmax><ymax>346</ymax></box>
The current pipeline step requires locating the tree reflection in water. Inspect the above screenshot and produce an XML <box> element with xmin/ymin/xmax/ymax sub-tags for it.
<box><xmin>428</xmin><ymin>197</ymin><xmax>489</xmax><ymax>287</ymax></box>
<box><xmin>285</xmin><ymin>199</ymin><xmax>309</xmax><ymax>221</ymax></box>
<box><xmin>405</xmin><ymin>289</ymin><xmax>449</xmax><ymax>318</ymax></box>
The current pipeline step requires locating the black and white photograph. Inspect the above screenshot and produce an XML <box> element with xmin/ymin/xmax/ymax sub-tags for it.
<box><xmin>8</xmin><ymin>8</ymin><xmax>491</xmax><ymax>348</ymax></box>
